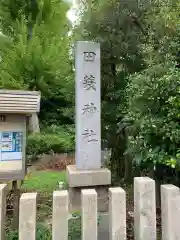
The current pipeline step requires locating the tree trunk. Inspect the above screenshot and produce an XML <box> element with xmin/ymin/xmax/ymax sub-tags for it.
<box><xmin>110</xmin><ymin>130</ymin><xmax>126</xmax><ymax>181</ymax></box>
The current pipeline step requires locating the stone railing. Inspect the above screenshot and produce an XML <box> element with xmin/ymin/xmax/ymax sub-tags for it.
<box><xmin>0</xmin><ymin>177</ymin><xmax>180</xmax><ymax>239</ymax></box>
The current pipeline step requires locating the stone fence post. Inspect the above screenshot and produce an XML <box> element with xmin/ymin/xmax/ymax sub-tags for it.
<box><xmin>134</xmin><ymin>177</ymin><xmax>156</xmax><ymax>240</ymax></box>
<box><xmin>19</xmin><ymin>193</ymin><xmax>37</xmax><ymax>240</ymax></box>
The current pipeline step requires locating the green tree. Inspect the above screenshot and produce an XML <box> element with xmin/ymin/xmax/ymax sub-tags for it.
<box><xmin>73</xmin><ymin>0</ymin><xmax>180</xmax><ymax>183</ymax></box>
<box><xmin>126</xmin><ymin>0</ymin><xmax>180</xmax><ymax>181</ymax></box>
<box><xmin>0</xmin><ymin>0</ymin><xmax>74</xmax><ymax>126</ymax></box>
<box><xmin>73</xmin><ymin>0</ymin><xmax>147</xmax><ymax>181</ymax></box>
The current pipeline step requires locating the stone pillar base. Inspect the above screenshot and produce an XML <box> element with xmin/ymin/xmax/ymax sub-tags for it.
<box><xmin>66</xmin><ymin>165</ymin><xmax>111</xmax><ymax>212</ymax></box>
<box><xmin>68</xmin><ymin>185</ymin><xmax>109</xmax><ymax>212</ymax></box>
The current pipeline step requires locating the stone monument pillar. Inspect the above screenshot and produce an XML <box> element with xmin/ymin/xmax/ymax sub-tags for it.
<box><xmin>67</xmin><ymin>41</ymin><xmax>111</xmax><ymax>212</ymax></box>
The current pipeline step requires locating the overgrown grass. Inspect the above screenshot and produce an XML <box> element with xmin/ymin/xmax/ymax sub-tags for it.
<box><xmin>20</xmin><ymin>170</ymin><xmax>67</xmax><ymax>225</ymax></box>
<box><xmin>6</xmin><ymin>170</ymin><xmax>83</xmax><ymax>239</ymax></box>
<box><xmin>7</xmin><ymin>170</ymin><xmax>103</xmax><ymax>239</ymax></box>
<box><xmin>7</xmin><ymin>220</ymin><xmax>81</xmax><ymax>240</ymax></box>
<box><xmin>22</xmin><ymin>170</ymin><xmax>67</xmax><ymax>193</ymax></box>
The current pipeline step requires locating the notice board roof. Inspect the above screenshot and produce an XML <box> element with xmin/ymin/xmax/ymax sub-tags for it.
<box><xmin>0</xmin><ymin>90</ymin><xmax>41</xmax><ymax>114</ymax></box>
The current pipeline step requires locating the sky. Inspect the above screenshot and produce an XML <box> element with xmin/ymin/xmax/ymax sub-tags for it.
<box><xmin>67</xmin><ymin>0</ymin><xmax>78</xmax><ymax>24</ymax></box>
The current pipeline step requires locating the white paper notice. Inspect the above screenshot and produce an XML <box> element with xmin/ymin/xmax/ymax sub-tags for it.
<box><xmin>0</xmin><ymin>131</ymin><xmax>23</xmax><ymax>161</ymax></box>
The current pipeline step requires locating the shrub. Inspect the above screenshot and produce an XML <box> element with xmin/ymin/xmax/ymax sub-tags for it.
<box><xmin>27</xmin><ymin>132</ymin><xmax>75</xmax><ymax>158</ymax></box>
<box><xmin>6</xmin><ymin>215</ymin><xmax>101</xmax><ymax>240</ymax></box>
<box><xmin>6</xmin><ymin>223</ymin><xmax>52</xmax><ymax>240</ymax></box>
<box><xmin>126</xmin><ymin>64</ymin><xmax>180</xmax><ymax>168</ymax></box>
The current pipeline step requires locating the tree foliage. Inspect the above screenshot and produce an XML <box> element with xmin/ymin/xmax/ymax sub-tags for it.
<box><xmin>73</xmin><ymin>0</ymin><xmax>180</xmax><ymax>181</ymax></box>
<box><xmin>0</xmin><ymin>0</ymin><xmax>180</xmax><ymax>184</ymax></box>
<box><xmin>0</xmin><ymin>0</ymin><xmax>74</xmax><ymax>126</ymax></box>
<box><xmin>126</xmin><ymin>0</ymin><xmax>180</xmax><ymax>170</ymax></box>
